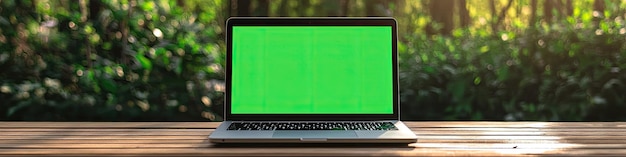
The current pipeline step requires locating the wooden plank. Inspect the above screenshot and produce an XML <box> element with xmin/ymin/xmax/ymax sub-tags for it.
<box><xmin>0</xmin><ymin>131</ymin><xmax>211</xmax><ymax>136</ymax></box>
<box><xmin>4</xmin><ymin>128</ymin><xmax>626</xmax><ymax>134</ymax></box>
<box><xmin>0</xmin><ymin>122</ymin><xmax>219</xmax><ymax>129</ymax></box>
<box><xmin>3</xmin><ymin>128</ymin><xmax>625</xmax><ymax>133</ymax></box>
<box><xmin>416</xmin><ymin>135</ymin><xmax>626</xmax><ymax>140</ymax></box>
<box><xmin>2</xmin><ymin>138</ymin><xmax>624</xmax><ymax>145</ymax></box>
<box><xmin>405</xmin><ymin>122</ymin><xmax>626</xmax><ymax>128</ymax></box>
<box><xmin>0</xmin><ymin>136</ymin><xmax>622</xmax><ymax>145</ymax></box>
<box><xmin>0</xmin><ymin>148</ymin><xmax>525</xmax><ymax>156</ymax></box>
<box><xmin>2</xmin><ymin>148</ymin><xmax>626</xmax><ymax>156</ymax></box>
<box><xmin>0</xmin><ymin>135</ymin><xmax>205</xmax><ymax>140</ymax></box>
<box><xmin>410</xmin><ymin>143</ymin><xmax>626</xmax><ymax>149</ymax></box>
<box><xmin>1</xmin><ymin>136</ymin><xmax>624</xmax><ymax>146</ymax></box>
<box><xmin>414</xmin><ymin>131</ymin><xmax>626</xmax><ymax>136</ymax></box>
<box><xmin>0</xmin><ymin>143</ymin><xmax>213</xmax><ymax>148</ymax></box>
<box><xmin>2</xmin><ymin>139</ymin><xmax>624</xmax><ymax>145</ymax></box>
<box><xmin>0</xmin><ymin>128</ymin><xmax>626</xmax><ymax>136</ymax></box>
<box><xmin>3</xmin><ymin>130</ymin><xmax>626</xmax><ymax>136</ymax></box>
<box><xmin>0</xmin><ymin>139</ymin><xmax>208</xmax><ymax>144</ymax></box>
<box><xmin>412</xmin><ymin>139</ymin><xmax>626</xmax><ymax>144</ymax></box>
<box><xmin>413</xmin><ymin>127</ymin><xmax>626</xmax><ymax>132</ymax></box>
<box><xmin>2</xmin><ymin>128</ymin><xmax>625</xmax><ymax>136</ymax></box>
<box><xmin>0</xmin><ymin>143</ymin><xmax>625</xmax><ymax>150</ymax></box>
<box><xmin>0</xmin><ymin>147</ymin><xmax>581</xmax><ymax>156</ymax></box>
<box><xmin>1</xmin><ymin>122</ymin><xmax>625</xmax><ymax>156</ymax></box>
<box><xmin>0</xmin><ymin>129</ymin><xmax>214</xmax><ymax>132</ymax></box>
<box><xmin>2</xmin><ymin>135</ymin><xmax>624</xmax><ymax>141</ymax></box>
<box><xmin>1</xmin><ymin>122</ymin><xmax>625</xmax><ymax>129</ymax></box>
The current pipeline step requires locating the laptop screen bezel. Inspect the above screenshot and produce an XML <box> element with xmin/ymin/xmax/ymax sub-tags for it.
<box><xmin>224</xmin><ymin>17</ymin><xmax>399</xmax><ymax>121</ymax></box>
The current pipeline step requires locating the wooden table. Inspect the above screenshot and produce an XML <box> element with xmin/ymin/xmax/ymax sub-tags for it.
<box><xmin>0</xmin><ymin>121</ymin><xmax>625</xmax><ymax>156</ymax></box>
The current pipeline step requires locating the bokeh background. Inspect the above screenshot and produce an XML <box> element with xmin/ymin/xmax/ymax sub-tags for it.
<box><xmin>1</xmin><ymin>0</ymin><xmax>625</xmax><ymax>121</ymax></box>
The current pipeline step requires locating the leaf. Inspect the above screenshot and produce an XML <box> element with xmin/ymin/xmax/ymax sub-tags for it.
<box><xmin>423</xmin><ymin>66</ymin><xmax>435</xmax><ymax>74</ymax></box>
<box><xmin>474</xmin><ymin>77</ymin><xmax>481</xmax><ymax>85</ymax></box>
<box><xmin>448</xmin><ymin>80</ymin><xmax>467</xmax><ymax>102</ymax></box>
<box><xmin>136</xmin><ymin>55</ymin><xmax>153</xmax><ymax>70</ymax></box>
<box><xmin>442</xmin><ymin>64</ymin><xmax>457</xmax><ymax>75</ymax></box>
<box><xmin>141</xmin><ymin>1</ymin><xmax>155</xmax><ymax>11</ymax></box>
<box><xmin>480</xmin><ymin>46</ymin><xmax>490</xmax><ymax>53</ymax></box>
<box><xmin>398</xmin><ymin>42</ymin><xmax>407</xmax><ymax>54</ymax></box>
<box><xmin>497</xmin><ymin>67</ymin><xmax>509</xmax><ymax>81</ymax></box>
<box><xmin>603</xmin><ymin>79</ymin><xmax>622</xmax><ymax>90</ymax></box>
<box><xmin>100</xmin><ymin>78</ymin><xmax>118</xmax><ymax>93</ymax></box>
<box><xmin>471</xmin><ymin>112</ymin><xmax>483</xmax><ymax>120</ymax></box>
<box><xmin>0</xmin><ymin>16</ymin><xmax>9</xmax><ymax>26</ymax></box>
<box><xmin>174</xmin><ymin>59</ymin><xmax>183</xmax><ymax>76</ymax></box>
<box><xmin>452</xmin><ymin>29</ymin><xmax>464</xmax><ymax>38</ymax></box>
<box><xmin>7</xmin><ymin>102</ymin><xmax>30</xmax><ymax>117</ymax></box>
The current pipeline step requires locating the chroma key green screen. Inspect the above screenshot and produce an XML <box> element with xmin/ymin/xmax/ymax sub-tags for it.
<box><xmin>230</xmin><ymin>26</ymin><xmax>394</xmax><ymax>114</ymax></box>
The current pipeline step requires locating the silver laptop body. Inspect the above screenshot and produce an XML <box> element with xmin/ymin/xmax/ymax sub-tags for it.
<box><xmin>209</xmin><ymin>17</ymin><xmax>417</xmax><ymax>143</ymax></box>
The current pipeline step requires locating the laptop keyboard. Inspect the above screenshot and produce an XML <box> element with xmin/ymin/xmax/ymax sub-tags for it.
<box><xmin>227</xmin><ymin>122</ymin><xmax>398</xmax><ymax>130</ymax></box>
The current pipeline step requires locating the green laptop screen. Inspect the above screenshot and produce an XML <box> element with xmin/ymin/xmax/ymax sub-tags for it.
<box><xmin>231</xmin><ymin>26</ymin><xmax>393</xmax><ymax>114</ymax></box>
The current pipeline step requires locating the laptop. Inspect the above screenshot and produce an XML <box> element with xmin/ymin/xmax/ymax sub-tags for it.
<box><xmin>209</xmin><ymin>17</ymin><xmax>417</xmax><ymax>143</ymax></box>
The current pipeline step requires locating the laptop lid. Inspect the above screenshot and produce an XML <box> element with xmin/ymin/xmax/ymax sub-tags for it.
<box><xmin>225</xmin><ymin>17</ymin><xmax>398</xmax><ymax>121</ymax></box>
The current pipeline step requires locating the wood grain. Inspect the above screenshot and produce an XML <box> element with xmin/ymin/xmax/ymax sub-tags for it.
<box><xmin>0</xmin><ymin>121</ymin><xmax>624</xmax><ymax>156</ymax></box>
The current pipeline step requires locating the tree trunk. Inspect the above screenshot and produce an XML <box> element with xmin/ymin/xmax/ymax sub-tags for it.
<box><xmin>253</xmin><ymin>0</ymin><xmax>269</xmax><ymax>16</ymax></box>
<box><xmin>366</xmin><ymin>0</ymin><xmax>376</xmax><ymax>16</ymax></box>
<box><xmin>366</xmin><ymin>0</ymin><xmax>386</xmax><ymax>16</ymax></box>
<box><xmin>235</xmin><ymin>0</ymin><xmax>251</xmax><ymax>16</ymax></box>
<box><xmin>554</xmin><ymin>0</ymin><xmax>563</xmax><ymax>20</ymax></box>
<box><xmin>529</xmin><ymin>0</ymin><xmax>538</xmax><ymax>26</ymax></box>
<box><xmin>89</xmin><ymin>0</ymin><xmax>103</xmax><ymax>20</ymax></box>
<box><xmin>543</xmin><ymin>0</ymin><xmax>554</xmax><ymax>23</ymax></box>
<box><xmin>297</xmin><ymin>0</ymin><xmax>310</xmax><ymax>16</ymax></box>
<box><xmin>490</xmin><ymin>0</ymin><xmax>497</xmax><ymax>22</ymax></box>
<box><xmin>565</xmin><ymin>0</ymin><xmax>573</xmax><ymax>17</ymax></box>
<box><xmin>88</xmin><ymin>0</ymin><xmax>106</xmax><ymax>68</ymax></box>
<box><xmin>176</xmin><ymin>0</ymin><xmax>185</xmax><ymax>7</ymax></box>
<box><xmin>594</xmin><ymin>0</ymin><xmax>605</xmax><ymax>12</ymax></box>
<box><xmin>225</xmin><ymin>0</ymin><xmax>232</xmax><ymax>18</ymax></box>
<box><xmin>458</xmin><ymin>0</ymin><xmax>470</xmax><ymax>28</ymax></box>
<box><xmin>227</xmin><ymin>0</ymin><xmax>233</xmax><ymax>17</ymax></box>
<box><xmin>217</xmin><ymin>0</ymin><xmax>231</xmax><ymax>41</ymax></box>
<box><xmin>278</xmin><ymin>0</ymin><xmax>289</xmax><ymax>16</ymax></box>
<box><xmin>320</xmin><ymin>0</ymin><xmax>341</xmax><ymax>16</ymax></box>
<box><xmin>427</xmin><ymin>0</ymin><xmax>454</xmax><ymax>36</ymax></box>
<box><xmin>593</xmin><ymin>0</ymin><xmax>605</xmax><ymax>25</ymax></box>
<box><xmin>493</xmin><ymin>0</ymin><xmax>514</xmax><ymax>33</ymax></box>
<box><xmin>617</xmin><ymin>0</ymin><xmax>625</xmax><ymax>19</ymax></box>
<box><xmin>340</xmin><ymin>0</ymin><xmax>350</xmax><ymax>16</ymax></box>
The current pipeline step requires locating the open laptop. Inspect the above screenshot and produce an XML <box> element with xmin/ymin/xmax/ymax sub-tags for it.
<box><xmin>209</xmin><ymin>17</ymin><xmax>417</xmax><ymax>143</ymax></box>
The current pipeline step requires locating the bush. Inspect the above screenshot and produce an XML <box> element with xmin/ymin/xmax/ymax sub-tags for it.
<box><xmin>399</xmin><ymin>19</ymin><xmax>626</xmax><ymax>121</ymax></box>
<box><xmin>0</xmin><ymin>0</ymin><xmax>224</xmax><ymax>121</ymax></box>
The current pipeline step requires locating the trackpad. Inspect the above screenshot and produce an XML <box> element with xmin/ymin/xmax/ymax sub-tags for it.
<box><xmin>272</xmin><ymin>131</ymin><xmax>357</xmax><ymax>138</ymax></box>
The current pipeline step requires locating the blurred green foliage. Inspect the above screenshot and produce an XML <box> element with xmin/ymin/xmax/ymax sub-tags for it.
<box><xmin>399</xmin><ymin>24</ymin><xmax>626</xmax><ymax>121</ymax></box>
<box><xmin>398</xmin><ymin>0</ymin><xmax>626</xmax><ymax>121</ymax></box>
<box><xmin>1</xmin><ymin>0</ymin><xmax>625</xmax><ymax>121</ymax></box>
<box><xmin>0</xmin><ymin>0</ymin><xmax>225</xmax><ymax>121</ymax></box>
